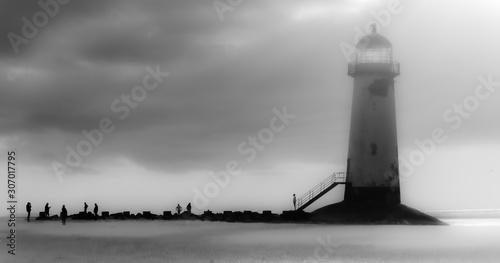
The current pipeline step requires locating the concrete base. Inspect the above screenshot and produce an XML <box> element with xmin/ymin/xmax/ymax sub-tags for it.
<box><xmin>311</xmin><ymin>201</ymin><xmax>446</xmax><ymax>225</ymax></box>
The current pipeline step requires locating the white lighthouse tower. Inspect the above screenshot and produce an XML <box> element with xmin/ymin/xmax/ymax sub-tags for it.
<box><xmin>308</xmin><ymin>25</ymin><xmax>443</xmax><ymax>224</ymax></box>
<box><xmin>345</xmin><ymin>24</ymin><xmax>401</xmax><ymax>204</ymax></box>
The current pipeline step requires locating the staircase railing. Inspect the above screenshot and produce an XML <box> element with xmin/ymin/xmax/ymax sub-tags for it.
<box><xmin>296</xmin><ymin>172</ymin><xmax>347</xmax><ymax>210</ymax></box>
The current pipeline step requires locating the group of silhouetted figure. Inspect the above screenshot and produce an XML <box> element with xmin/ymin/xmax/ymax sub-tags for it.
<box><xmin>24</xmin><ymin>197</ymin><xmax>298</xmax><ymax>224</ymax></box>
<box><xmin>25</xmin><ymin>201</ymin><xmax>99</xmax><ymax>225</ymax></box>
<box><xmin>25</xmin><ymin>201</ymin><xmax>194</xmax><ymax>224</ymax></box>
<box><xmin>177</xmin><ymin>203</ymin><xmax>192</xmax><ymax>215</ymax></box>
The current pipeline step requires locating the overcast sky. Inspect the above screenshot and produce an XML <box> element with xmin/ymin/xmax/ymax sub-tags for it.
<box><xmin>1</xmin><ymin>0</ymin><xmax>499</xmax><ymax>216</ymax></box>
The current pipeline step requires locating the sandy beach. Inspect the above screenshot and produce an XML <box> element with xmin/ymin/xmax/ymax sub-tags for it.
<box><xmin>2</xmin><ymin>217</ymin><xmax>500</xmax><ymax>263</ymax></box>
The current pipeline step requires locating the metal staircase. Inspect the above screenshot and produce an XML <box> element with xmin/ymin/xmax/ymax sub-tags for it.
<box><xmin>296</xmin><ymin>172</ymin><xmax>347</xmax><ymax>211</ymax></box>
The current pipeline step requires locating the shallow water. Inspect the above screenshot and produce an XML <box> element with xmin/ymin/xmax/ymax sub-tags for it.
<box><xmin>442</xmin><ymin>218</ymin><xmax>500</xmax><ymax>226</ymax></box>
<box><xmin>1</xmin><ymin>217</ymin><xmax>500</xmax><ymax>263</ymax></box>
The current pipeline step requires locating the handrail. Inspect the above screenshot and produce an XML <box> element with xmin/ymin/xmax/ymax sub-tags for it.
<box><xmin>296</xmin><ymin>172</ymin><xmax>347</xmax><ymax>209</ymax></box>
<box><xmin>348</xmin><ymin>62</ymin><xmax>400</xmax><ymax>77</ymax></box>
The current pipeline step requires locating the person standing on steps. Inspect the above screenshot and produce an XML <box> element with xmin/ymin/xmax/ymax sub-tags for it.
<box><xmin>26</xmin><ymin>202</ymin><xmax>31</xmax><ymax>222</ymax></box>
<box><xmin>293</xmin><ymin>194</ymin><xmax>297</xmax><ymax>211</ymax></box>
<box><xmin>44</xmin><ymin>203</ymin><xmax>51</xmax><ymax>218</ymax></box>
<box><xmin>84</xmin><ymin>202</ymin><xmax>88</xmax><ymax>214</ymax></box>
<box><xmin>61</xmin><ymin>205</ymin><xmax>68</xmax><ymax>225</ymax></box>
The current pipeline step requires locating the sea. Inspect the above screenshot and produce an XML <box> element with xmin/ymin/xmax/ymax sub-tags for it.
<box><xmin>427</xmin><ymin>209</ymin><xmax>500</xmax><ymax>226</ymax></box>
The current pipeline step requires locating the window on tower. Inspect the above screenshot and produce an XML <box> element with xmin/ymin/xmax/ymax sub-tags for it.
<box><xmin>356</xmin><ymin>48</ymin><xmax>391</xmax><ymax>63</ymax></box>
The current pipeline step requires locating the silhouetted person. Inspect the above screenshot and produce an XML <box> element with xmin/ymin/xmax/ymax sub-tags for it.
<box><xmin>293</xmin><ymin>194</ymin><xmax>296</xmax><ymax>210</ymax></box>
<box><xmin>44</xmin><ymin>203</ymin><xmax>51</xmax><ymax>217</ymax></box>
<box><xmin>84</xmin><ymin>202</ymin><xmax>88</xmax><ymax>213</ymax></box>
<box><xmin>186</xmin><ymin>203</ymin><xmax>191</xmax><ymax>214</ymax></box>
<box><xmin>176</xmin><ymin>204</ymin><xmax>182</xmax><ymax>215</ymax></box>
<box><xmin>94</xmin><ymin>203</ymin><xmax>99</xmax><ymax>218</ymax></box>
<box><xmin>61</xmin><ymin>205</ymin><xmax>68</xmax><ymax>225</ymax></box>
<box><xmin>26</xmin><ymin>202</ymin><xmax>31</xmax><ymax>222</ymax></box>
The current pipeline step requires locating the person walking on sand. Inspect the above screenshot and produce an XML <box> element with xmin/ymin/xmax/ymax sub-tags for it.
<box><xmin>186</xmin><ymin>203</ymin><xmax>192</xmax><ymax>214</ymax></box>
<box><xmin>176</xmin><ymin>204</ymin><xmax>182</xmax><ymax>215</ymax></box>
<box><xmin>293</xmin><ymin>194</ymin><xmax>297</xmax><ymax>210</ymax></box>
<box><xmin>44</xmin><ymin>203</ymin><xmax>51</xmax><ymax>217</ymax></box>
<box><xmin>84</xmin><ymin>202</ymin><xmax>88</xmax><ymax>214</ymax></box>
<box><xmin>93</xmin><ymin>203</ymin><xmax>99</xmax><ymax>218</ymax></box>
<box><xmin>26</xmin><ymin>202</ymin><xmax>31</xmax><ymax>222</ymax></box>
<box><xmin>61</xmin><ymin>205</ymin><xmax>68</xmax><ymax>225</ymax></box>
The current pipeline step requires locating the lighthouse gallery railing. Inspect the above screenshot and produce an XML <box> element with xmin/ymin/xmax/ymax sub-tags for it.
<box><xmin>348</xmin><ymin>62</ymin><xmax>400</xmax><ymax>76</ymax></box>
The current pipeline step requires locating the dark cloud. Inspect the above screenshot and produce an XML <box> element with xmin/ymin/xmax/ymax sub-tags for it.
<box><xmin>0</xmin><ymin>0</ymin><xmax>120</xmax><ymax>57</ymax></box>
<box><xmin>0</xmin><ymin>0</ymin><xmax>499</xmax><ymax>185</ymax></box>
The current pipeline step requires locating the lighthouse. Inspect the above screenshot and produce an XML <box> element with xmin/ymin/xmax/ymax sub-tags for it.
<box><xmin>307</xmin><ymin>25</ymin><xmax>443</xmax><ymax>224</ymax></box>
<box><xmin>344</xmin><ymin>24</ymin><xmax>401</xmax><ymax>204</ymax></box>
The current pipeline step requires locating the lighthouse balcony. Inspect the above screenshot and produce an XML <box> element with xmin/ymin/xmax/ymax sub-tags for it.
<box><xmin>348</xmin><ymin>62</ymin><xmax>400</xmax><ymax>77</ymax></box>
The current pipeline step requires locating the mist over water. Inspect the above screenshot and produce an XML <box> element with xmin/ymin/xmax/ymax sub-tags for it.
<box><xmin>429</xmin><ymin>209</ymin><xmax>500</xmax><ymax>226</ymax></box>
<box><xmin>2</xmin><ymin>217</ymin><xmax>500</xmax><ymax>263</ymax></box>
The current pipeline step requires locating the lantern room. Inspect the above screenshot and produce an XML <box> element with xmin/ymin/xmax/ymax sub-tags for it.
<box><xmin>348</xmin><ymin>24</ymin><xmax>399</xmax><ymax>77</ymax></box>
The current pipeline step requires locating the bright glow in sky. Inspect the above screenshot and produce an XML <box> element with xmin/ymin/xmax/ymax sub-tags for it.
<box><xmin>292</xmin><ymin>1</ymin><xmax>372</xmax><ymax>20</ymax></box>
<box><xmin>293</xmin><ymin>4</ymin><xmax>331</xmax><ymax>20</ymax></box>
